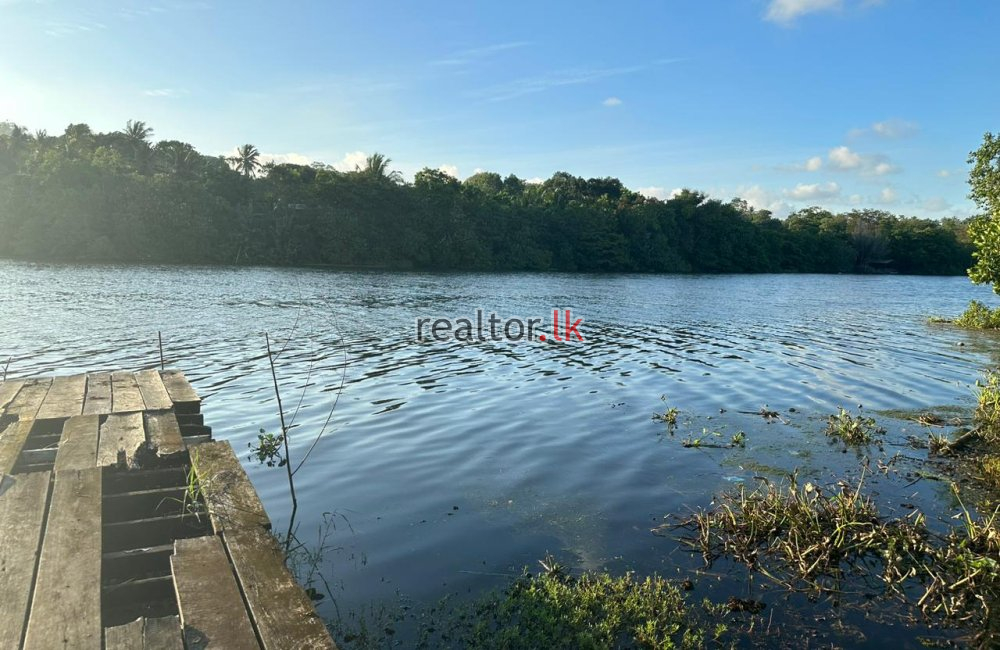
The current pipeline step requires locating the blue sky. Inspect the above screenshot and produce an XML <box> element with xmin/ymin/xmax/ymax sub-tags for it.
<box><xmin>1</xmin><ymin>0</ymin><xmax>996</xmax><ymax>218</ymax></box>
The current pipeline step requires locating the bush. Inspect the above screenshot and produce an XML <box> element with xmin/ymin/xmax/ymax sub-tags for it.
<box><xmin>956</xmin><ymin>300</ymin><xmax>1000</xmax><ymax>329</ymax></box>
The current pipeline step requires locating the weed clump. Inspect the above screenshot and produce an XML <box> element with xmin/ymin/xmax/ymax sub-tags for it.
<box><xmin>431</xmin><ymin>569</ymin><xmax>731</xmax><ymax>649</ymax></box>
<box><xmin>975</xmin><ymin>370</ymin><xmax>1000</xmax><ymax>443</ymax></box>
<box><xmin>825</xmin><ymin>407</ymin><xmax>885</xmax><ymax>445</ymax></box>
<box><xmin>956</xmin><ymin>300</ymin><xmax>1000</xmax><ymax>330</ymax></box>
<box><xmin>652</xmin><ymin>395</ymin><xmax>679</xmax><ymax>428</ymax></box>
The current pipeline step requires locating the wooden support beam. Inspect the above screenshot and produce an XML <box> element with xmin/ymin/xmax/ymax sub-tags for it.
<box><xmin>170</xmin><ymin>535</ymin><xmax>260</xmax><ymax>649</ymax></box>
<box><xmin>144</xmin><ymin>410</ymin><xmax>185</xmax><ymax>458</ymax></box>
<box><xmin>54</xmin><ymin>414</ymin><xmax>100</xmax><ymax>472</ymax></box>
<box><xmin>82</xmin><ymin>372</ymin><xmax>112</xmax><ymax>416</ymax></box>
<box><xmin>159</xmin><ymin>370</ymin><xmax>200</xmax><ymax>411</ymax></box>
<box><xmin>24</xmin><ymin>467</ymin><xmax>102</xmax><ymax>650</ymax></box>
<box><xmin>0</xmin><ymin>419</ymin><xmax>33</xmax><ymax>475</ymax></box>
<box><xmin>4</xmin><ymin>378</ymin><xmax>53</xmax><ymax>419</ymax></box>
<box><xmin>35</xmin><ymin>373</ymin><xmax>86</xmax><ymax>420</ymax></box>
<box><xmin>226</xmin><ymin>526</ymin><xmax>337</xmax><ymax>649</ymax></box>
<box><xmin>98</xmin><ymin>412</ymin><xmax>146</xmax><ymax>469</ymax></box>
<box><xmin>112</xmin><ymin>372</ymin><xmax>146</xmax><ymax>413</ymax></box>
<box><xmin>136</xmin><ymin>369</ymin><xmax>173</xmax><ymax>411</ymax></box>
<box><xmin>0</xmin><ymin>378</ymin><xmax>25</xmax><ymax>413</ymax></box>
<box><xmin>0</xmin><ymin>471</ymin><xmax>51</xmax><ymax>650</ymax></box>
<box><xmin>190</xmin><ymin>441</ymin><xmax>270</xmax><ymax>534</ymax></box>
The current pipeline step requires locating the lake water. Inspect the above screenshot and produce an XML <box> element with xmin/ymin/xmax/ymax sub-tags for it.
<box><xmin>2</xmin><ymin>262</ymin><xmax>998</xmax><ymax>645</ymax></box>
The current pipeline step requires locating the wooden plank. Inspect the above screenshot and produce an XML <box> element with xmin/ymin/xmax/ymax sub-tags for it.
<box><xmin>170</xmin><ymin>535</ymin><xmax>260</xmax><ymax>649</ymax></box>
<box><xmin>54</xmin><ymin>414</ymin><xmax>100</xmax><ymax>472</ymax></box>
<box><xmin>112</xmin><ymin>372</ymin><xmax>145</xmax><ymax>413</ymax></box>
<box><xmin>226</xmin><ymin>526</ymin><xmax>336</xmax><ymax>649</ymax></box>
<box><xmin>0</xmin><ymin>419</ymin><xmax>33</xmax><ymax>475</ymax></box>
<box><xmin>159</xmin><ymin>370</ymin><xmax>200</xmax><ymax>407</ymax></box>
<box><xmin>145</xmin><ymin>411</ymin><xmax>185</xmax><ymax>458</ymax></box>
<box><xmin>0</xmin><ymin>378</ymin><xmax>25</xmax><ymax>413</ymax></box>
<box><xmin>35</xmin><ymin>373</ymin><xmax>86</xmax><ymax>420</ymax></box>
<box><xmin>190</xmin><ymin>441</ymin><xmax>270</xmax><ymax>534</ymax></box>
<box><xmin>4</xmin><ymin>377</ymin><xmax>52</xmax><ymax>419</ymax></box>
<box><xmin>136</xmin><ymin>369</ymin><xmax>173</xmax><ymax>410</ymax></box>
<box><xmin>24</xmin><ymin>467</ymin><xmax>102</xmax><ymax>650</ymax></box>
<box><xmin>98</xmin><ymin>412</ymin><xmax>146</xmax><ymax>469</ymax></box>
<box><xmin>105</xmin><ymin>618</ymin><xmax>143</xmax><ymax>649</ymax></box>
<box><xmin>82</xmin><ymin>372</ymin><xmax>112</xmax><ymax>415</ymax></box>
<box><xmin>0</xmin><ymin>471</ymin><xmax>51</xmax><ymax>650</ymax></box>
<box><xmin>144</xmin><ymin>616</ymin><xmax>183</xmax><ymax>649</ymax></box>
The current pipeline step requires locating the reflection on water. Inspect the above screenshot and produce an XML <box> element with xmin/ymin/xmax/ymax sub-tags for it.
<box><xmin>1</xmin><ymin>262</ymin><xmax>998</xmax><ymax>641</ymax></box>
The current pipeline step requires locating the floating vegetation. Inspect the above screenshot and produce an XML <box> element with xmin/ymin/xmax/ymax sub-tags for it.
<box><xmin>674</xmin><ymin>473</ymin><xmax>1000</xmax><ymax>646</ymax></box>
<box><xmin>652</xmin><ymin>395</ymin><xmax>679</xmax><ymax>428</ymax></box>
<box><xmin>419</xmin><ymin>569</ymin><xmax>736</xmax><ymax>649</ymax></box>
<box><xmin>955</xmin><ymin>300</ymin><xmax>1000</xmax><ymax>330</ymax></box>
<box><xmin>825</xmin><ymin>407</ymin><xmax>885</xmax><ymax>445</ymax></box>
<box><xmin>735</xmin><ymin>406</ymin><xmax>786</xmax><ymax>423</ymax></box>
<box><xmin>730</xmin><ymin>431</ymin><xmax>746</xmax><ymax>448</ymax></box>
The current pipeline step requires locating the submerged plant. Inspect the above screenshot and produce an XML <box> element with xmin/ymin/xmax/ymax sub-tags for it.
<box><xmin>825</xmin><ymin>407</ymin><xmax>885</xmax><ymax>445</ymax></box>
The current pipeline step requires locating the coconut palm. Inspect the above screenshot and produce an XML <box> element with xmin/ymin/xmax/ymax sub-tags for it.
<box><xmin>122</xmin><ymin>120</ymin><xmax>154</xmax><ymax>145</ymax></box>
<box><xmin>156</xmin><ymin>140</ymin><xmax>200</xmax><ymax>179</ymax></box>
<box><xmin>359</xmin><ymin>152</ymin><xmax>403</xmax><ymax>184</ymax></box>
<box><xmin>228</xmin><ymin>144</ymin><xmax>261</xmax><ymax>178</ymax></box>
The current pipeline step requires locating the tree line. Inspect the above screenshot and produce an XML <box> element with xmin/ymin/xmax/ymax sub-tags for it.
<box><xmin>0</xmin><ymin>120</ymin><xmax>974</xmax><ymax>274</ymax></box>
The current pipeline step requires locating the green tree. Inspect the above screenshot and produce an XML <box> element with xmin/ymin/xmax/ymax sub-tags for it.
<box><xmin>228</xmin><ymin>144</ymin><xmax>261</xmax><ymax>178</ymax></box>
<box><xmin>968</xmin><ymin>132</ymin><xmax>1000</xmax><ymax>291</ymax></box>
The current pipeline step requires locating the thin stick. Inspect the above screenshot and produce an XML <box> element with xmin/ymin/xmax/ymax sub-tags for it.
<box><xmin>2</xmin><ymin>356</ymin><xmax>10</xmax><ymax>382</ymax></box>
<box><xmin>266</xmin><ymin>332</ymin><xmax>298</xmax><ymax>553</ymax></box>
<box><xmin>158</xmin><ymin>331</ymin><xmax>165</xmax><ymax>370</ymax></box>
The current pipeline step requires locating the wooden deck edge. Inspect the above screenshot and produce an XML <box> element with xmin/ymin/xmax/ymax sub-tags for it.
<box><xmin>190</xmin><ymin>440</ymin><xmax>270</xmax><ymax>534</ymax></box>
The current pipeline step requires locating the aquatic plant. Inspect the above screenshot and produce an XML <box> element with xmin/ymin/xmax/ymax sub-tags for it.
<box><xmin>730</xmin><ymin>431</ymin><xmax>746</xmax><ymax>448</ymax></box>
<box><xmin>422</xmin><ymin>569</ymin><xmax>733</xmax><ymax>649</ymax></box>
<box><xmin>676</xmin><ymin>474</ymin><xmax>1000</xmax><ymax>646</ymax></box>
<box><xmin>975</xmin><ymin>369</ymin><xmax>1000</xmax><ymax>442</ymax></box>
<box><xmin>825</xmin><ymin>407</ymin><xmax>885</xmax><ymax>445</ymax></box>
<box><xmin>956</xmin><ymin>300</ymin><xmax>1000</xmax><ymax>329</ymax></box>
<box><xmin>652</xmin><ymin>395</ymin><xmax>679</xmax><ymax>428</ymax></box>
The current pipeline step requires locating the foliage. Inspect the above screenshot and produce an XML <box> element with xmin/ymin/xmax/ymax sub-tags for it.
<box><xmin>825</xmin><ymin>407</ymin><xmax>885</xmax><ymax>445</ymax></box>
<box><xmin>652</xmin><ymin>395</ymin><xmax>679</xmax><ymax>427</ymax></box>
<box><xmin>956</xmin><ymin>300</ymin><xmax>1000</xmax><ymax>329</ymax></box>
<box><xmin>249</xmin><ymin>428</ymin><xmax>286</xmax><ymax>467</ymax></box>
<box><xmin>426</xmin><ymin>570</ymin><xmax>731</xmax><ymax>650</ymax></box>
<box><xmin>975</xmin><ymin>369</ymin><xmax>1000</xmax><ymax>443</ymax></box>
<box><xmin>967</xmin><ymin>133</ymin><xmax>1000</xmax><ymax>292</ymax></box>
<box><xmin>0</xmin><ymin>120</ymin><xmax>975</xmax><ymax>273</ymax></box>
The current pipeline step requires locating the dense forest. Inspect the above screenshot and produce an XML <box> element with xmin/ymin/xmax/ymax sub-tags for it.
<box><xmin>0</xmin><ymin>121</ymin><xmax>974</xmax><ymax>274</ymax></box>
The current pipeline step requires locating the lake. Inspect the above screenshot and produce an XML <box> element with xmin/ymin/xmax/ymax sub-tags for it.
<box><xmin>2</xmin><ymin>262</ymin><xmax>997</xmax><ymax>645</ymax></box>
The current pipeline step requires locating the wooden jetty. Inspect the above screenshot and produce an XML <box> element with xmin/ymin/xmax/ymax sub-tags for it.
<box><xmin>0</xmin><ymin>369</ymin><xmax>337</xmax><ymax>649</ymax></box>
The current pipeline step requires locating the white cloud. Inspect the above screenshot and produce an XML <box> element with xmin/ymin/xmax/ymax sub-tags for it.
<box><xmin>332</xmin><ymin>151</ymin><xmax>368</xmax><ymax>172</ymax></box>
<box><xmin>876</xmin><ymin>187</ymin><xmax>897</xmax><ymax>204</ymax></box>
<box><xmin>848</xmin><ymin>194</ymin><xmax>863</xmax><ymax>205</ymax></box>
<box><xmin>602</xmin><ymin>96</ymin><xmax>622</xmax><ymax>107</ymax></box>
<box><xmin>438</xmin><ymin>164</ymin><xmax>459</xmax><ymax>178</ymax></box>
<box><xmin>872</xmin><ymin>161</ymin><xmax>896</xmax><ymax>175</ymax></box>
<box><xmin>526</xmin><ymin>177</ymin><xmax>544</xmax><ymax>184</ymax></box>
<box><xmin>765</xmin><ymin>0</ymin><xmax>841</xmax><ymax>25</ymax></box>
<box><xmin>777</xmin><ymin>155</ymin><xmax>823</xmax><ymax>172</ymax></box>
<box><xmin>804</xmin><ymin>156</ymin><xmax>823</xmax><ymax>171</ymax></box>
<box><xmin>638</xmin><ymin>186</ymin><xmax>683</xmax><ymax>200</ymax></box>
<box><xmin>784</xmin><ymin>181</ymin><xmax>841</xmax><ymax>200</ymax></box>
<box><xmin>143</xmin><ymin>88</ymin><xmax>187</xmax><ymax>98</ymax></box>
<box><xmin>922</xmin><ymin>197</ymin><xmax>951</xmax><ymax>212</ymax></box>
<box><xmin>936</xmin><ymin>169</ymin><xmax>951</xmax><ymax>178</ymax></box>
<box><xmin>828</xmin><ymin>146</ymin><xmax>862</xmax><ymax>170</ymax></box>
<box><xmin>870</xmin><ymin>118</ymin><xmax>919</xmax><ymax>139</ymax></box>
<box><xmin>738</xmin><ymin>185</ymin><xmax>792</xmax><ymax>216</ymax></box>
<box><xmin>258</xmin><ymin>152</ymin><xmax>313</xmax><ymax>166</ymax></box>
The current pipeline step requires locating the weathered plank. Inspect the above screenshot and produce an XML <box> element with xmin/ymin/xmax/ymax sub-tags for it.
<box><xmin>82</xmin><ymin>372</ymin><xmax>112</xmax><ymax>415</ymax></box>
<box><xmin>0</xmin><ymin>471</ymin><xmax>51</xmax><ymax>650</ymax></box>
<box><xmin>159</xmin><ymin>370</ymin><xmax>200</xmax><ymax>408</ymax></box>
<box><xmin>170</xmin><ymin>535</ymin><xmax>260</xmax><ymax>649</ymax></box>
<box><xmin>144</xmin><ymin>616</ymin><xmax>184</xmax><ymax>649</ymax></box>
<box><xmin>4</xmin><ymin>377</ymin><xmax>52</xmax><ymax>419</ymax></box>
<box><xmin>0</xmin><ymin>419</ymin><xmax>33</xmax><ymax>475</ymax></box>
<box><xmin>190</xmin><ymin>441</ymin><xmax>270</xmax><ymax>534</ymax></box>
<box><xmin>227</xmin><ymin>526</ymin><xmax>336</xmax><ymax>649</ymax></box>
<box><xmin>98</xmin><ymin>412</ymin><xmax>146</xmax><ymax>468</ymax></box>
<box><xmin>145</xmin><ymin>410</ymin><xmax>185</xmax><ymax>458</ymax></box>
<box><xmin>136</xmin><ymin>369</ymin><xmax>173</xmax><ymax>411</ymax></box>
<box><xmin>105</xmin><ymin>618</ymin><xmax>143</xmax><ymax>649</ymax></box>
<box><xmin>54</xmin><ymin>414</ymin><xmax>100</xmax><ymax>472</ymax></box>
<box><xmin>0</xmin><ymin>378</ymin><xmax>25</xmax><ymax>413</ymax></box>
<box><xmin>24</xmin><ymin>467</ymin><xmax>102</xmax><ymax>650</ymax></box>
<box><xmin>35</xmin><ymin>373</ymin><xmax>87</xmax><ymax>420</ymax></box>
<box><xmin>112</xmin><ymin>371</ymin><xmax>146</xmax><ymax>413</ymax></box>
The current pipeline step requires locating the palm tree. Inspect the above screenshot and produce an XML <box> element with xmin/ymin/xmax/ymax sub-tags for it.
<box><xmin>122</xmin><ymin>120</ymin><xmax>154</xmax><ymax>145</ymax></box>
<box><xmin>156</xmin><ymin>140</ymin><xmax>199</xmax><ymax>179</ymax></box>
<box><xmin>359</xmin><ymin>152</ymin><xmax>403</xmax><ymax>183</ymax></box>
<box><xmin>228</xmin><ymin>144</ymin><xmax>261</xmax><ymax>178</ymax></box>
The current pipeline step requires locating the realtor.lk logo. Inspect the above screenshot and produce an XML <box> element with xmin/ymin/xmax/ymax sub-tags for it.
<box><xmin>416</xmin><ymin>309</ymin><xmax>585</xmax><ymax>343</ymax></box>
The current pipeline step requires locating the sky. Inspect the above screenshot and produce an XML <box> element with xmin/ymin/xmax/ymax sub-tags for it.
<box><xmin>0</xmin><ymin>0</ymin><xmax>997</xmax><ymax>218</ymax></box>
